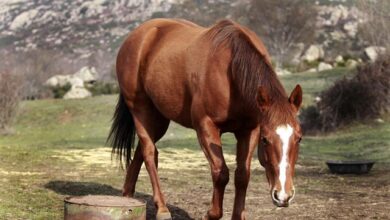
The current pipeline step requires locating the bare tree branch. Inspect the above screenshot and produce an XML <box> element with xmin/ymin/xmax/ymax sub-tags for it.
<box><xmin>234</xmin><ymin>0</ymin><xmax>317</xmax><ymax>67</ymax></box>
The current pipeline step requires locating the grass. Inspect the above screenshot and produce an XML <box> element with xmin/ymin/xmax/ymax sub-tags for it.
<box><xmin>281</xmin><ymin>67</ymin><xmax>353</xmax><ymax>106</ymax></box>
<box><xmin>0</xmin><ymin>67</ymin><xmax>388</xmax><ymax>219</ymax></box>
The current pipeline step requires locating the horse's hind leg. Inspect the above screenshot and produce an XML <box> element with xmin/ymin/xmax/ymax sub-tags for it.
<box><xmin>122</xmin><ymin>144</ymin><xmax>142</xmax><ymax>197</ymax></box>
<box><xmin>123</xmin><ymin>118</ymin><xmax>169</xmax><ymax>197</ymax></box>
<box><xmin>126</xmin><ymin>98</ymin><xmax>171</xmax><ymax>219</ymax></box>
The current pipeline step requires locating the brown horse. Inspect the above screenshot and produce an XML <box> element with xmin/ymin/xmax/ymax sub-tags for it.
<box><xmin>108</xmin><ymin>18</ymin><xmax>303</xmax><ymax>220</ymax></box>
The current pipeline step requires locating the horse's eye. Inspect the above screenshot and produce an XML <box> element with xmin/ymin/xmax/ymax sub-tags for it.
<box><xmin>261</xmin><ymin>137</ymin><xmax>269</xmax><ymax>145</ymax></box>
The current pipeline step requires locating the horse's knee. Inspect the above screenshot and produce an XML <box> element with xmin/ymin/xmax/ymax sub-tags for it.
<box><xmin>211</xmin><ymin>165</ymin><xmax>229</xmax><ymax>187</ymax></box>
<box><xmin>207</xmin><ymin>209</ymin><xmax>223</xmax><ymax>220</ymax></box>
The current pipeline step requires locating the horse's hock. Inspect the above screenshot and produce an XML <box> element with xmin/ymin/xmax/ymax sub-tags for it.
<box><xmin>64</xmin><ymin>195</ymin><xmax>146</xmax><ymax>220</ymax></box>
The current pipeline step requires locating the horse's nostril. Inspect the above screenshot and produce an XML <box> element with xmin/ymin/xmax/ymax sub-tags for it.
<box><xmin>272</xmin><ymin>189</ymin><xmax>278</xmax><ymax>201</ymax></box>
<box><xmin>288</xmin><ymin>189</ymin><xmax>296</xmax><ymax>202</ymax></box>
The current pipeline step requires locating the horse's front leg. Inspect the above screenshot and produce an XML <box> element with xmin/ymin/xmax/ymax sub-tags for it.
<box><xmin>195</xmin><ymin>117</ymin><xmax>229</xmax><ymax>220</ymax></box>
<box><xmin>232</xmin><ymin>127</ymin><xmax>260</xmax><ymax>220</ymax></box>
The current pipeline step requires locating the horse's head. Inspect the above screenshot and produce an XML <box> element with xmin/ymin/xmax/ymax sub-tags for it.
<box><xmin>256</xmin><ymin>84</ymin><xmax>302</xmax><ymax>207</ymax></box>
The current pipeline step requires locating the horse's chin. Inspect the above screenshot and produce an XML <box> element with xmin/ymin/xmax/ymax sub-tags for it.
<box><xmin>272</xmin><ymin>199</ymin><xmax>289</xmax><ymax>208</ymax></box>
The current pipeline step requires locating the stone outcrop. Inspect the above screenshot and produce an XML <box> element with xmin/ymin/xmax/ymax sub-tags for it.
<box><xmin>45</xmin><ymin>66</ymin><xmax>97</xmax><ymax>99</ymax></box>
<box><xmin>302</xmin><ymin>45</ymin><xmax>325</xmax><ymax>62</ymax></box>
<box><xmin>346</xmin><ymin>59</ymin><xmax>358</xmax><ymax>68</ymax></box>
<box><xmin>63</xmin><ymin>87</ymin><xmax>92</xmax><ymax>100</ymax></box>
<box><xmin>73</xmin><ymin>67</ymin><xmax>97</xmax><ymax>83</ymax></box>
<box><xmin>364</xmin><ymin>46</ymin><xmax>386</xmax><ymax>62</ymax></box>
<box><xmin>275</xmin><ymin>67</ymin><xmax>292</xmax><ymax>76</ymax></box>
<box><xmin>0</xmin><ymin>0</ymin><xmax>178</xmax><ymax>54</ymax></box>
<box><xmin>317</xmin><ymin>62</ymin><xmax>333</xmax><ymax>72</ymax></box>
<box><xmin>9</xmin><ymin>9</ymin><xmax>38</xmax><ymax>30</ymax></box>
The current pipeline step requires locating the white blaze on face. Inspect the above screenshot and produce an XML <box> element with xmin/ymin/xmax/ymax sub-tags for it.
<box><xmin>275</xmin><ymin>124</ymin><xmax>293</xmax><ymax>201</ymax></box>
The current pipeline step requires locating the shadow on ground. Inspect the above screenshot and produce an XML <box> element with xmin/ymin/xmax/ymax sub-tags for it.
<box><xmin>45</xmin><ymin>180</ymin><xmax>193</xmax><ymax>220</ymax></box>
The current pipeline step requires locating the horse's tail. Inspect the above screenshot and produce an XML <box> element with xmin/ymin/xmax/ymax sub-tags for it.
<box><xmin>107</xmin><ymin>93</ymin><xmax>136</xmax><ymax>168</ymax></box>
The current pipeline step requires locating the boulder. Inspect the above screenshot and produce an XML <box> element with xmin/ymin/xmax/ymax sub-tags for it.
<box><xmin>335</xmin><ymin>55</ymin><xmax>344</xmax><ymax>63</ymax></box>
<box><xmin>364</xmin><ymin>46</ymin><xmax>386</xmax><ymax>62</ymax></box>
<box><xmin>73</xmin><ymin>66</ymin><xmax>97</xmax><ymax>83</ymax></box>
<box><xmin>45</xmin><ymin>75</ymin><xmax>84</xmax><ymax>88</ymax></box>
<box><xmin>302</xmin><ymin>45</ymin><xmax>324</xmax><ymax>62</ymax></box>
<box><xmin>63</xmin><ymin>87</ymin><xmax>92</xmax><ymax>99</ymax></box>
<box><xmin>330</xmin><ymin>30</ymin><xmax>346</xmax><ymax>41</ymax></box>
<box><xmin>317</xmin><ymin>62</ymin><xmax>333</xmax><ymax>72</ymax></box>
<box><xmin>68</xmin><ymin>76</ymin><xmax>84</xmax><ymax>88</ymax></box>
<box><xmin>320</xmin><ymin>5</ymin><xmax>349</xmax><ymax>26</ymax></box>
<box><xmin>78</xmin><ymin>0</ymin><xmax>106</xmax><ymax>17</ymax></box>
<box><xmin>275</xmin><ymin>68</ymin><xmax>292</xmax><ymax>76</ymax></box>
<box><xmin>343</xmin><ymin>21</ymin><xmax>358</xmax><ymax>38</ymax></box>
<box><xmin>10</xmin><ymin>9</ymin><xmax>39</xmax><ymax>30</ymax></box>
<box><xmin>44</xmin><ymin>66</ymin><xmax>99</xmax><ymax>99</ymax></box>
<box><xmin>45</xmin><ymin>75</ymin><xmax>68</xmax><ymax>87</ymax></box>
<box><xmin>346</xmin><ymin>59</ymin><xmax>358</xmax><ymax>68</ymax></box>
<box><xmin>45</xmin><ymin>76</ymin><xmax>60</xmax><ymax>88</ymax></box>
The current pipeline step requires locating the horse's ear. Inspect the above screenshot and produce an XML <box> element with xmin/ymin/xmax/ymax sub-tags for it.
<box><xmin>257</xmin><ymin>87</ymin><xmax>270</xmax><ymax>111</ymax></box>
<box><xmin>289</xmin><ymin>84</ymin><xmax>302</xmax><ymax>111</ymax></box>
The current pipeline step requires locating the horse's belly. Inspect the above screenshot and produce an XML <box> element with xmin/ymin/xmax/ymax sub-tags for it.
<box><xmin>144</xmin><ymin>70</ymin><xmax>193</xmax><ymax>128</ymax></box>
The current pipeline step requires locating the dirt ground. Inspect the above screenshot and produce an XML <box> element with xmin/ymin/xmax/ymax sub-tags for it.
<box><xmin>55</xmin><ymin>147</ymin><xmax>390</xmax><ymax>220</ymax></box>
<box><xmin>141</xmin><ymin>166</ymin><xmax>389</xmax><ymax>219</ymax></box>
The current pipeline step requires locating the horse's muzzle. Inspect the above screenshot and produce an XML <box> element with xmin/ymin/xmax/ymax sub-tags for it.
<box><xmin>271</xmin><ymin>189</ymin><xmax>295</xmax><ymax>207</ymax></box>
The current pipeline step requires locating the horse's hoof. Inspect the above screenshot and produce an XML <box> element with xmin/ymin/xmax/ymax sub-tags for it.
<box><xmin>156</xmin><ymin>212</ymin><xmax>172</xmax><ymax>220</ymax></box>
<box><xmin>122</xmin><ymin>191</ymin><xmax>130</xmax><ymax>197</ymax></box>
<box><xmin>122</xmin><ymin>189</ymin><xmax>134</xmax><ymax>197</ymax></box>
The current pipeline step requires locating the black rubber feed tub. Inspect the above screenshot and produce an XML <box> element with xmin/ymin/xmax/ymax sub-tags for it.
<box><xmin>326</xmin><ymin>160</ymin><xmax>375</xmax><ymax>174</ymax></box>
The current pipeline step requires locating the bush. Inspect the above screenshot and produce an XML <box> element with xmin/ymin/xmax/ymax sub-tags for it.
<box><xmin>301</xmin><ymin>54</ymin><xmax>390</xmax><ymax>132</ymax></box>
<box><xmin>0</xmin><ymin>72</ymin><xmax>22</xmax><ymax>134</ymax></box>
<box><xmin>87</xmin><ymin>82</ymin><xmax>119</xmax><ymax>96</ymax></box>
<box><xmin>51</xmin><ymin>83</ymin><xmax>72</xmax><ymax>99</ymax></box>
<box><xmin>299</xmin><ymin>106</ymin><xmax>322</xmax><ymax>134</ymax></box>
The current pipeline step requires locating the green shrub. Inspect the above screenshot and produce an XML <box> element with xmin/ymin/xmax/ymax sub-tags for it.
<box><xmin>299</xmin><ymin>105</ymin><xmax>322</xmax><ymax>134</ymax></box>
<box><xmin>300</xmin><ymin>54</ymin><xmax>390</xmax><ymax>132</ymax></box>
<box><xmin>51</xmin><ymin>83</ymin><xmax>71</xmax><ymax>99</ymax></box>
<box><xmin>87</xmin><ymin>82</ymin><xmax>119</xmax><ymax>96</ymax></box>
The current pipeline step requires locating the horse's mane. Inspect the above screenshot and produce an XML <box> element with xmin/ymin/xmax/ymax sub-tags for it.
<box><xmin>206</xmin><ymin>20</ymin><xmax>294</xmax><ymax>124</ymax></box>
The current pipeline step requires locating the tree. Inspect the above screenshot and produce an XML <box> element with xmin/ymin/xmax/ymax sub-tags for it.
<box><xmin>0</xmin><ymin>72</ymin><xmax>22</xmax><ymax>134</ymax></box>
<box><xmin>235</xmin><ymin>0</ymin><xmax>317</xmax><ymax>67</ymax></box>
<box><xmin>152</xmin><ymin>0</ymin><xmax>235</xmax><ymax>26</ymax></box>
<box><xmin>357</xmin><ymin>0</ymin><xmax>390</xmax><ymax>51</ymax></box>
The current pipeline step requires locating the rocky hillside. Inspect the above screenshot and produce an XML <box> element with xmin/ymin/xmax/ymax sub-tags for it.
<box><xmin>0</xmin><ymin>0</ymin><xmax>177</xmax><ymax>55</ymax></box>
<box><xmin>0</xmin><ymin>0</ymin><xmax>366</xmax><ymax>53</ymax></box>
<box><xmin>0</xmin><ymin>0</ymin><xmax>380</xmax><ymax>70</ymax></box>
